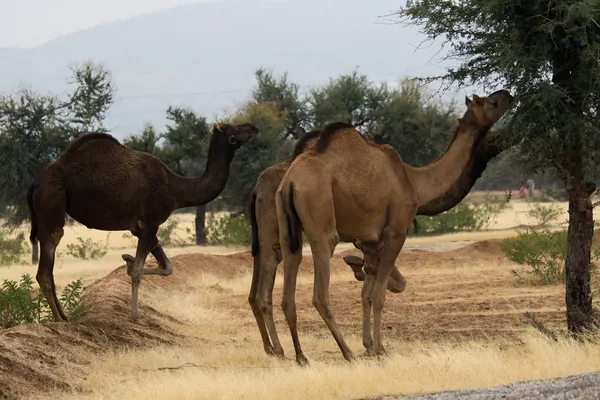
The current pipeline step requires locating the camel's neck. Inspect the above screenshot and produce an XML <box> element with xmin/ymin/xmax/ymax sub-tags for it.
<box><xmin>169</xmin><ymin>134</ymin><xmax>235</xmax><ymax>209</ymax></box>
<box><xmin>406</xmin><ymin>122</ymin><xmax>486</xmax><ymax>207</ymax></box>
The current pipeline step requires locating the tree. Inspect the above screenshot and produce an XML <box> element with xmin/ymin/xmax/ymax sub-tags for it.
<box><xmin>161</xmin><ymin>106</ymin><xmax>211</xmax><ymax>245</ymax></box>
<box><xmin>122</xmin><ymin>123</ymin><xmax>162</xmax><ymax>154</ymax></box>
<box><xmin>398</xmin><ymin>0</ymin><xmax>600</xmax><ymax>332</ymax></box>
<box><xmin>252</xmin><ymin>68</ymin><xmax>309</xmax><ymax>139</ymax></box>
<box><xmin>0</xmin><ymin>61</ymin><xmax>115</xmax><ymax>227</ymax></box>
<box><xmin>65</xmin><ymin>60</ymin><xmax>115</xmax><ymax>137</ymax></box>
<box><xmin>219</xmin><ymin>101</ymin><xmax>291</xmax><ymax>211</ymax></box>
<box><xmin>308</xmin><ymin>70</ymin><xmax>390</xmax><ymax>133</ymax></box>
<box><xmin>372</xmin><ymin>78</ymin><xmax>457</xmax><ymax>167</ymax></box>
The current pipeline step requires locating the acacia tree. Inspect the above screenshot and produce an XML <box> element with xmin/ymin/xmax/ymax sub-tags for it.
<box><xmin>0</xmin><ymin>60</ymin><xmax>114</xmax><ymax>227</ymax></box>
<box><xmin>252</xmin><ymin>68</ymin><xmax>308</xmax><ymax>139</ymax></box>
<box><xmin>308</xmin><ymin>70</ymin><xmax>390</xmax><ymax>133</ymax></box>
<box><xmin>398</xmin><ymin>0</ymin><xmax>600</xmax><ymax>332</ymax></box>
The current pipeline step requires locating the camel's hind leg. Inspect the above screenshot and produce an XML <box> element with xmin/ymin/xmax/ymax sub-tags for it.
<box><xmin>248</xmin><ymin>251</ymin><xmax>274</xmax><ymax>355</ymax></box>
<box><xmin>37</xmin><ymin>228</ymin><xmax>67</xmax><ymax>322</ymax></box>
<box><xmin>249</xmin><ymin>247</ymin><xmax>285</xmax><ymax>357</ymax></box>
<box><xmin>309</xmin><ymin>231</ymin><xmax>355</xmax><ymax>362</ymax></box>
<box><xmin>276</xmin><ymin>193</ymin><xmax>307</xmax><ymax>366</ymax></box>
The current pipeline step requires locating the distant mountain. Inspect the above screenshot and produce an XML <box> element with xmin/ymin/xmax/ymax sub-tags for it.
<box><xmin>0</xmin><ymin>0</ymin><xmax>450</xmax><ymax>139</ymax></box>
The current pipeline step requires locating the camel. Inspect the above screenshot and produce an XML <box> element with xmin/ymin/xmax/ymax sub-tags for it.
<box><xmin>247</xmin><ymin>110</ymin><xmax>513</xmax><ymax>358</ymax></box>
<box><xmin>27</xmin><ymin>122</ymin><xmax>259</xmax><ymax>322</ymax></box>
<box><xmin>275</xmin><ymin>90</ymin><xmax>513</xmax><ymax>364</ymax></box>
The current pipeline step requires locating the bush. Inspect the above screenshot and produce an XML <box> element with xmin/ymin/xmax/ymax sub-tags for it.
<box><xmin>416</xmin><ymin>196</ymin><xmax>508</xmax><ymax>235</ymax></box>
<box><xmin>0</xmin><ymin>273</ymin><xmax>84</xmax><ymax>328</ymax></box>
<box><xmin>205</xmin><ymin>213</ymin><xmax>251</xmax><ymax>245</ymax></box>
<box><xmin>0</xmin><ymin>230</ymin><xmax>28</xmax><ymax>266</ymax></box>
<box><xmin>499</xmin><ymin>228</ymin><xmax>599</xmax><ymax>284</ymax></box>
<box><xmin>157</xmin><ymin>217</ymin><xmax>194</xmax><ymax>247</ymax></box>
<box><xmin>526</xmin><ymin>201</ymin><xmax>562</xmax><ymax>226</ymax></box>
<box><xmin>65</xmin><ymin>234</ymin><xmax>109</xmax><ymax>260</ymax></box>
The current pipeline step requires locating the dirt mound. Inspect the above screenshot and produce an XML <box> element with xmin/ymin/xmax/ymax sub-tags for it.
<box><xmin>0</xmin><ymin>250</ymin><xmax>254</xmax><ymax>400</ymax></box>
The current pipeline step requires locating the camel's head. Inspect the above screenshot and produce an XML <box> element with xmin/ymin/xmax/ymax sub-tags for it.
<box><xmin>213</xmin><ymin>122</ymin><xmax>259</xmax><ymax>149</ymax></box>
<box><xmin>463</xmin><ymin>89</ymin><xmax>514</xmax><ymax>128</ymax></box>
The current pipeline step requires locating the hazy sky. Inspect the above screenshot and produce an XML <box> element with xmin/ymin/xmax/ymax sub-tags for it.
<box><xmin>0</xmin><ymin>0</ymin><xmax>215</xmax><ymax>48</ymax></box>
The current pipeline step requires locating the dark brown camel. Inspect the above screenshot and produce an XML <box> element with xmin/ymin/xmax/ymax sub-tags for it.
<box><xmin>27</xmin><ymin>122</ymin><xmax>258</xmax><ymax>322</ymax></box>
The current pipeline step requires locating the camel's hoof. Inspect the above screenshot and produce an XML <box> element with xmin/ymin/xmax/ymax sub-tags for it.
<box><xmin>344</xmin><ymin>352</ymin><xmax>356</xmax><ymax>363</ymax></box>
<box><xmin>343</xmin><ymin>255</ymin><xmax>364</xmax><ymax>268</ymax></box>
<box><xmin>296</xmin><ymin>354</ymin><xmax>310</xmax><ymax>367</ymax></box>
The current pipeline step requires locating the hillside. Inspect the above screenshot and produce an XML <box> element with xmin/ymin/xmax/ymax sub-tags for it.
<box><xmin>0</xmin><ymin>0</ymin><xmax>450</xmax><ymax>139</ymax></box>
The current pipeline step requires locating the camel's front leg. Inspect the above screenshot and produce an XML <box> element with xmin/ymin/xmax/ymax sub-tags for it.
<box><xmin>122</xmin><ymin>233</ymin><xmax>173</xmax><ymax>277</ymax></box>
<box><xmin>343</xmin><ymin>255</ymin><xmax>407</xmax><ymax>294</ymax></box>
<box><xmin>371</xmin><ymin>232</ymin><xmax>407</xmax><ymax>356</ymax></box>
<box><xmin>129</xmin><ymin>229</ymin><xmax>156</xmax><ymax>320</ymax></box>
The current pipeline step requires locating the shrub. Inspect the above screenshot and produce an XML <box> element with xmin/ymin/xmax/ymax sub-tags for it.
<box><xmin>499</xmin><ymin>228</ymin><xmax>599</xmax><ymax>284</ymax></box>
<box><xmin>0</xmin><ymin>230</ymin><xmax>28</xmax><ymax>266</ymax></box>
<box><xmin>205</xmin><ymin>213</ymin><xmax>251</xmax><ymax>245</ymax></box>
<box><xmin>66</xmin><ymin>234</ymin><xmax>109</xmax><ymax>260</ymax></box>
<box><xmin>526</xmin><ymin>201</ymin><xmax>562</xmax><ymax>226</ymax></box>
<box><xmin>0</xmin><ymin>274</ymin><xmax>85</xmax><ymax>328</ymax></box>
<box><xmin>416</xmin><ymin>196</ymin><xmax>508</xmax><ymax>235</ymax></box>
<box><xmin>157</xmin><ymin>217</ymin><xmax>194</xmax><ymax>247</ymax></box>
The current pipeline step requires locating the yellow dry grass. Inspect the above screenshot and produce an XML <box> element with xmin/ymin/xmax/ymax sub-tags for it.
<box><xmin>3</xmin><ymin>196</ymin><xmax>598</xmax><ymax>400</ymax></box>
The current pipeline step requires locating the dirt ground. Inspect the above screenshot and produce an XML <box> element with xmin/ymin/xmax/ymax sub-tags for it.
<box><xmin>1</xmin><ymin>198</ymin><xmax>599</xmax><ymax>399</ymax></box>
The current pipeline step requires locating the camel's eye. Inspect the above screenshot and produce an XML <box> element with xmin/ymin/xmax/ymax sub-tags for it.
<box><xmin>489</xmin><ymin>99</ymin><xmax>498</xmax><ymax>107</ymax></box>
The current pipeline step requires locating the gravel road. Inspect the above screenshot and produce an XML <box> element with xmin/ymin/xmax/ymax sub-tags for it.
<box><xmin>376</xmin><ymin>371</ymin><xmax>600</xmax><ymax>400</ymax></box>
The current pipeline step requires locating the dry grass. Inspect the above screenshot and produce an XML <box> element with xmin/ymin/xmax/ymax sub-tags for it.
<box><xmin>2</xmin><ymin>197</ymin><xmax>598</xmax><ymax>400</ymax></box>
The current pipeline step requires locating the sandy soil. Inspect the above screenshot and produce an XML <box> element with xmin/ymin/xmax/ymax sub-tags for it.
<box><xmin>1</xmin><ymin>198</ymin><xmax>599</xmax><ymax>399</ymax></box>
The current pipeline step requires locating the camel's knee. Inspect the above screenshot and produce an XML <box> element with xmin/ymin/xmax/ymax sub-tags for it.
<box><xmin>388</xmin><ymin>274</ymin><xmax>407</xmax><ymax>294</ymax></box>
<box><xmin>50</xmin><ymin>228</ymin><xmax>64</xmax><ymax>247</ymax></box>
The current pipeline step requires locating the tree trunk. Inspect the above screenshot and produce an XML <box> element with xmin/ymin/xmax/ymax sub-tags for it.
<box><xmin>565</xmin><ymin>181</ymin><xmax>595</xmax><ymax>333</ymax></box>
<box><xmin>195</xmin><ymin>204</ymin><xmax>207</xmax><ymax>245</ymax></box>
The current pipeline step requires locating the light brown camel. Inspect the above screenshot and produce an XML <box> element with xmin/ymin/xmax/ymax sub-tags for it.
<box><xmin>27</xmin><ymin>122</ymin><xmax>259</xmax><ymax>322</ymax></box>
<box><xmin>275</xmin><ymin>90</ymin><xmax>513</xmax><ymax>365</ymax></box>
<box><xmin>247</xmin><ymin>116</ymin><xmax>513</xmax><ymax>358</ymax></box>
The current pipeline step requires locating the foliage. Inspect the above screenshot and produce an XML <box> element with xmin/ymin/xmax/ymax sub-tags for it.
<box><xmin>65</xmin><ymin>60</ymin><xmax>115</xmax><ymax>136</ymax></box>
<box><xmin>0</xmin><ymin>60</ymin><xmax>115</xmax><ymax>227</ymax></box>
<box><xmin>372</xmin><ymin>78</ymin><xmax>457</xmax><ymax>167</ymax></box>
<box><xmin>499</xmin><ymin>229</ymin><xmax>600</xmax><ymax>285</ymax></box>
<box><xmin>205</xmin><ymin>213</ymin><xmax>252</xmax><ymax>245</ymax></box>
<box><xmin>65</xmin><ymin>234</ymin><xmax>110</xmax><ymax>260</ymax></box>
<box><xmin>157</xmin><ymin>217</ymin><xmax>194</xmax><ymax>247</ymax></box>
<box><xmin>397</xmin><ymin>0</ymin><xmax>600</xmax><ymax>332</ymax></box>
<box><xmin>0</xmin><ymin>230</ymin><xmax>27</xmax><ymax>266</ymax></box>
<box><xmin>308</xmin><ymin>70</ymin><xmax>390</xmax><ymax>132</ymax></box>
<box><xmin>252</xmin><ymin>68</ymin><xmax>309</xmax><ymax>138</ymax></box>
<box><xmin>416</xmin><ymin>196</ymin><xmax>507</xmax><ymax>235</ymax></box>
<box><xmin>220</xmin><ymin>101</ymin><xmax>292</xmax><ymax>210</ymax></box>
<box><xmin>527</xmin><ymin>201</ymin><xmax>563</xmax><ymax>227</ymax></box>
<box><xmin>0</xmin><ymin>274</ymin><xmax>84</xmax><ymax>328</ymax></box>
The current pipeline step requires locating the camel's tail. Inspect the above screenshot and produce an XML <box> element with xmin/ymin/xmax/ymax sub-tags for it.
<box><xmin>280</xmin><ymin>182</ymin><xmax>302</xmax><ymax>254</ymax></box>
<box><xmin>26</xmin><ymin>182</ymin><xmax>39</xmax><ymax>265</ymax></box>
<box><xmin>249</xmin><ymin>191</ymin><xmax>260</xmax><ymax>257</ymax></box>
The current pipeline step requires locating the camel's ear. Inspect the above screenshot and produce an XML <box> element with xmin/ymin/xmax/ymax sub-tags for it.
<box><xmin>213</xmin><ymin>122</ymin><xmax>225</xmax><ymax>132</ymax></box>
<box><xmin>472</xmin><ymin>94</ymin><xmax>483</xmax><ymax>105</ymax></box>
<box><xmin>465</xmin><ymin>96</ymin><xmax>472</xmax><ymax>106</ymax></box>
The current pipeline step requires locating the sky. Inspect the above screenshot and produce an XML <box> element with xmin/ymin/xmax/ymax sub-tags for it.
<box><xmin>0</xmin><ymin>0</ymin><xmax>216</xmax><ymax>48</ymax></box>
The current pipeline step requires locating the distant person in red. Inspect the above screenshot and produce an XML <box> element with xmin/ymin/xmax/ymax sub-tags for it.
<box><xmin>518</xmin><ymin>184</ymin><xmax>527</xmax><ymax>199</ymax></box>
